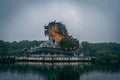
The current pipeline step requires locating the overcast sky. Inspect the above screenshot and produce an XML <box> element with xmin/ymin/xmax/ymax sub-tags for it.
<box><xmin>0</xmin><ymin>0</ymin><xmax>120</xmax><ymax>42</ymax></box>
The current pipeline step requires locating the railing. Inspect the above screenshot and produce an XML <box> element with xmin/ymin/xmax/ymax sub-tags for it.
<box><xmin>16</xmin><ymin>56</ymin><xmax>91</xmax><ymax>62</ymax></box>
<box><xmin>0</xmin><ymin>56</ymin><xmax>120</xmax><ymax>64</ymax></box>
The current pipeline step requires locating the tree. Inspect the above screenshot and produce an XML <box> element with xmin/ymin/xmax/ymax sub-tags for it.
<box><xmin>59</xmin><ymin>38</ymin><xmax>75</xmax><ymax>50</ymax></box>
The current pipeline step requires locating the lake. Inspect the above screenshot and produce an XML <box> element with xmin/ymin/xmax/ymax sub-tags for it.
<box><xmin>0</xmin><ymin>62</ymin><xmax>120</xmax><ymax>80</ymax></box>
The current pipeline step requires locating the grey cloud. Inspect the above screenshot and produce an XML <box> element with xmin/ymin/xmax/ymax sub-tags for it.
<box><xmin>0</xmin><ymin>0</ymin><xmax>120</xmax><ymax>42</ymax></box>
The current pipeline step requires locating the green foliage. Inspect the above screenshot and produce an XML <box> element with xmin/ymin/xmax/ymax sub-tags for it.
<box><xmin>0</xmin><ymin>40</ymin><xmax>120</xmax><ymax>57</ymax></box>
<box><xmin>0</xmin><ymin>40</ymin><xmax>44</xmax><ymax>56</ymax></box>
<box><xmin>59</xmin><ymin>38</ymin><xmax>75</xmax><ymax>49</ymax></box>
<box><xmin>81</xmin><ymin>41</ymin><xmax>120</xmax><ymax>57</ymax></box>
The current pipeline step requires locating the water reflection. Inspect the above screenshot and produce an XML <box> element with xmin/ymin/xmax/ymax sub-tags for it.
<box><xmin>0</xmin><ymin>62</ymin><xmax>120</xmax><ymax>80</ymax></box>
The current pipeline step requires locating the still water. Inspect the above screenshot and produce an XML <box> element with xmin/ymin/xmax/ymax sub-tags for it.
<box><xmin>0</xmin><ymin>62</ymin><xmax>120</xmax><ymax>80</ymax></box>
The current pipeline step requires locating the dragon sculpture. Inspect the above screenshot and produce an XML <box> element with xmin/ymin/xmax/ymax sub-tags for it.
<box><xmin>44</xmin><ymin>21</ymin><xmax>79</xmax><ymax>50</ymax></box>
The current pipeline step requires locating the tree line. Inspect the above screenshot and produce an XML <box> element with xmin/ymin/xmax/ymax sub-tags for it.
<box><xmin>0</xmin><ymin>40</ymin><xmax>44</xmax><ymax>56</ymax></box>
<box><xmin>0</xmin><ymin>40</ymin><xmax>120</xmax><ymax>57</ymax></box>
<box><xmin>81</xmin><ymin>41</ymin><xmax>120</xmax><ymax>57</ymax></box>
